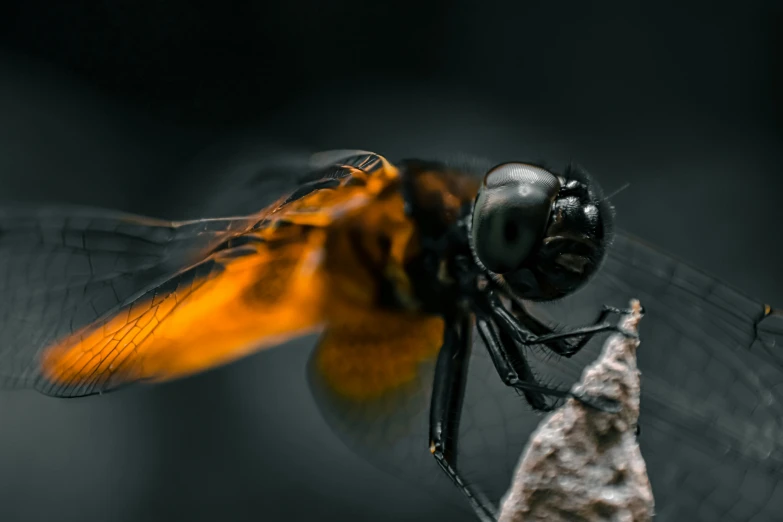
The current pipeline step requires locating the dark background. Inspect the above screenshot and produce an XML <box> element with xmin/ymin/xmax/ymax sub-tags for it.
<box><xmin>1</xmin><ymin>1</ymin><xmax>782</xmax><ymax>521</ymax></box>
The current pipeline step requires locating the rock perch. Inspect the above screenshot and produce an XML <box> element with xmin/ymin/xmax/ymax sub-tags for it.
<box><xmin>498</xmin><ymin>300</ymin><xmax>654</xmax><ymax>522</ymax></box>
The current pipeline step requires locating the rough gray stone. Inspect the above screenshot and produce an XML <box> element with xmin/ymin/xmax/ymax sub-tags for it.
<box><xmin>498</xmin><ymin>300</ymin><xmax>654</xmax><ymax>522</ymax></box>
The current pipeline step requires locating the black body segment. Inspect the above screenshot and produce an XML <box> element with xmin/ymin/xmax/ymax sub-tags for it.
<box><xmin>428</xmin><ymin>315</ymin><xmax>496</xmax><ymax>520</ymax></box>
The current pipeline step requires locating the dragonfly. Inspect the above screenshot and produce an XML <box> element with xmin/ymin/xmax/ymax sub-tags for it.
<box><xmin>0</xmin><ymin>149</ymin><xmax>781</xmax><ymax>521</ymax></box>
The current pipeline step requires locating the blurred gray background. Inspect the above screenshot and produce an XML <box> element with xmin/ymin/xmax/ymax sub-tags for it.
<box><xmin>1</xmin><ymin>1</ymin><xmax>782</xmax><ymax>521</ymax></box>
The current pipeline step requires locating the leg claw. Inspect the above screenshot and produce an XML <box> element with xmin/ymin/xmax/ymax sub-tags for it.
<box><xmin>571</xmin><ymin>391</ymin><xmax>622</xmax><ymax>413</ymax></box>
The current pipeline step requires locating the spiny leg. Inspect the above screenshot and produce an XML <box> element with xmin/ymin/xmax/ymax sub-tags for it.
<box><xmin>485</xmin><ymin>291</ymin><xmax>638</xmax><ymax>358</ymax></box>
<box><xmin>429</xmin><ymin>315</ymin><xmax>497</xmax><ymax>522</ymax></box>
<box><xmin>474</xmin><ymin>313</ymin><xmax>621</xmax><ymax>413</ymax></box>
<box><xmin>474</xmin><ymin>315</ymin><xmax>554</xmax><ymax>412</ymax></box>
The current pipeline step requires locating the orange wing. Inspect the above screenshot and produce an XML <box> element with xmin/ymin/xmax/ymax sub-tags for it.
<box><xmin>313</xmin><ymin>310</ymin><xmax>444</xmax><ymax>403</ymax></box>
<box><xmin>39</xmin><ymin>226</ymin><xmax>328</xmax><ymax>394</ymax></box>
<box><xmin>306</xmin><ymin>310</ymin><xmax>445</xmax><ymax>450</ymax></box>
<box><xmin>16</xmin><ymin>150</ymin><xmax>412</xmax><ymax>396</ymax></box>
<box><xmin>1</xmin><ymin>150</ymin><xmax>455</xmax><ymax>398</ymax></box>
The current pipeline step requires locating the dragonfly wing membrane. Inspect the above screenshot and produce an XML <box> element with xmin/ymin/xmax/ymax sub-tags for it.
<box><xmin>308</xmin><ymin>312</ymin><xmax>443</xmax><ymax>443</ymax></box>
<box><xmin>0</xmin><ymin>205</ymin><xmax>263</xmax><ymax>395</ymax></box>
<box><xmin>306</xmin><ymin>226</ymin><xmax>783</xmax><ymax>520</ymax></box>
<box><xmin>39</xmin><ymin>225</ymin><xmax>328</xmax><ymax>397</ymax></box>
<box><xmin>1</xmin><ymin>149</ymin><xmax>400</xmax><ymax>397</ymax></box>
<box><xmin>305</xmin><ymin>311</ymin><xmax>479</xmax><ymax>508</ymax></box>
<box><xmin>520</xmin><ymin>230</ymin><xmax>783</xmax><ymax>521</ymax></box>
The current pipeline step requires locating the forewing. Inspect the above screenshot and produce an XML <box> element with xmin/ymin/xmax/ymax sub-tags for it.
<box><xmin>1</xmin><ymin>149</ymin><xmax>399</xmax><ymax>397</ymax></box>
<box><xmin>38</xmin><ymin>224</ymin><xmax>327</xmax><ymax>397</ymax></box>
<box><xmin>192</xmin><ymin>148</ymin><xmax>380</xmax><ymax>218</ymax></box>
<box><xmin>0</xmin><ymin>206</ymin><xmax>259</xmax><ymax>394</ymax></box>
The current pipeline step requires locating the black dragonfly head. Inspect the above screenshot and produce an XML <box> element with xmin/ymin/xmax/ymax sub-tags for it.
<box><xmin>469</xmin><ymin>162</ymin><xmax>614</xmax><ymax>301</ymax></box>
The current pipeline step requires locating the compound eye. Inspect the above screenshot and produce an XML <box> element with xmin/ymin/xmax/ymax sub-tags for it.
<box><xmin>471</xmin><ymin>163</ymin><xmax>560</xmax><ymax>273</ymax></box>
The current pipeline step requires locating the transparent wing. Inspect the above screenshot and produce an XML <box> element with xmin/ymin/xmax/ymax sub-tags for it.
<box><xmin>308</xmin><ymin>229</ymin><xmax>783</xmax><ymax>522</ymax></box>
<box><xmin>0</xmin><ymin>205</ymin><xmax>258</xmax><ymax>393</ymax></box>
<box><xmin>526</xmin><ymin>231</ymin><xmax>783</xmax><ymax>522</ymax></box>
<box><xmin>0</xmin><ymin>149</ymin><xmax>396</xmax><ymax>397</ymax></box>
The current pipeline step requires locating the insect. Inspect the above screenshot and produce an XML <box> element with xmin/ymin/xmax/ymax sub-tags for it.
<box><xmin>1</xmin><ymin>150</ymin><xmax>781</xmax><ymax>521</ymax></box>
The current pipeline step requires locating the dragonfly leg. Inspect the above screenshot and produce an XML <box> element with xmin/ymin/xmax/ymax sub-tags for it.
<box><xmin>474</xmin><ymin>314</ymin><xmax>621</xmax><ymax>414</ymax></box>
<box><xmin>474</xmin><ymin>315</ymin><xmax>554</xmax><ymax>412</ymax></box>
<box><xmin>484</xmin><ymin>291</ymin><xmax>637</xmax><ymax>358</ymax></box>
<box><xmin>429</xmin><ymin>315</ymin><xmax>498</xmax><ymax>522</ymax></box>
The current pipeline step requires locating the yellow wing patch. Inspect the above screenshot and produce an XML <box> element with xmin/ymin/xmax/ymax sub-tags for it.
<box><xmin>40</xmin><ymin>226</ymin><xmax>328</xmax><ymax>393</ymax></box>
<box><xmin>313</xmin><ymin>311</ymin><xmax>444</xmax><ymax>402</ymax></box>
